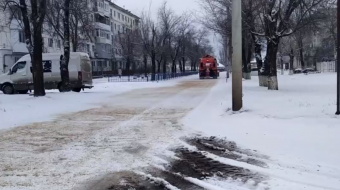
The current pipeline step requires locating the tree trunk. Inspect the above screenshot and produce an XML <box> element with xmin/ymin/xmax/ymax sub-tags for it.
<box><xmin>157</xmin><ymin>59</ymin><xmax>161</xmax><ymax>73</ymax></box>
<box><xmin>32</xmin><ymin>30</ymin><xmax>46</xmax><ymax>96</ymax></box>
<box><xmin>72</xmin><ymin>16</ymin><xmax>78</xmax><ymax>52</ymax></box>
<box><xmin>266</xmin><ymin>39</ymin><xmax>280</xmax><ymax>90</ymax></box>
<box><xmin>252</xmin><ymin>35</ymin><xmax>263</xmax><ymax>86</ymax></box>
<box><xmin>299</xmin><ymin>46</ymin><xmax>305</xmax><ymax>69</ymax></box>
<box><xmin>60</xmin><ymin>0</ymin><xmax>71</xmax><ymax>92</ymax></box>
<box><xmin>171</xmin><ymin>59</ymin><xmax>176</xmax><ymax>73</ymax></box>
<box><xmin>19</xmin><ymin>0</ymin><xmax>34</xmax><ymax>86</ymax></box>
<box><xmin>225</xmin><ymin>36</ymin><xmax>230</xmax><ymax>78</ymax></box>
<box><xmin>289</xmin><ymin>49</ymin><xmax>294</xmax><ymax>75</ymax></box>
<box><xmin>162</xmin><ymin>55</ymin><xmax>167</xmax><ymax>75</ymax></box>
<box><xmin>30</xmin><ymin>0</ymin><xmax>47</xmax><ymax>96</ymax></box>
<box><xmin>242</xmin><ymin>36</ymin><xmax>251</xmax><ymax>80</ymax></box>
<box><xmin>144</xmin><ymin>53</ymin><xmax>147</xmax><ymax>77</ymax></box>
<box><xmin>126</xmin><ymin>56</ymin><xmax>131</xmax><ymax>75</ymax></box>
<box><xmin>178</xmin><ymin>60</ymin><xmax>182</xmax><ymax>72</ymax></box>
<box><xmin>151</xmin><ymin>51</ymin><xmax>156</xmax><ymax>81</ymax></box>
<box><xmin>245</xmin><ymin>36</ymin><xmax>252</xmax><ymax>80</ymax></box>
<box><xmin>182</xmin><ymin>57</ymin><xmax>185</xmax><ymax>73</ymax></box>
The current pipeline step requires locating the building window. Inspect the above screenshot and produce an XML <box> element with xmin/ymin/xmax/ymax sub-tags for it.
<box><xmin>48</xmin><ymin>38</ymin><xmax>53</xmax><ymax>47</ymax></box>
<box><xmin>114</xmin><ymin>11</ymin><xmax>116</xmax><ymax>17</ymax></box>
<box><xmin>87</xmin><ymin>44</ymin><xmax>90</xmax><ymax>52</ymax></box>
<box><xmin>96</xmin><ymin>29</ymin><xmax>99</xmax><ymax>37</ymax></box>
<box><xmin>18</xmin><ymin>30</ymin><xmax>25</xmax><ymax>43</ymax></box>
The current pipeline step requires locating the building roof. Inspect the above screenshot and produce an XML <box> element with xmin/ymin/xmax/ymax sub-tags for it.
<box><xmin>106</xmin><ymin>0</ymin><xmax>140</xmax><ymax>20</ymax></box>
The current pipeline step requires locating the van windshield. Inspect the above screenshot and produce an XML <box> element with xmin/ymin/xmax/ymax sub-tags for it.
<box><xmin>11</xmin><ymin>61</ymin><xmax>26</xmax><ymax>73</ymax></box>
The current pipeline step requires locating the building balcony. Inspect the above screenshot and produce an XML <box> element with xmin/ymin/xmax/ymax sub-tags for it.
<box><xmin>95</xmin><ymin>22</ymin><xmax>111</xmax><ymax>31</ymax></box>
<box><xmin>95</xmin><ymin>37</ymin><xmax>112</xmax><ymax>45</ymax></box>
<box><xmin>93</xmin><ymin>6</ymin><xmax>110</xmax><ymax>17</ymax></box>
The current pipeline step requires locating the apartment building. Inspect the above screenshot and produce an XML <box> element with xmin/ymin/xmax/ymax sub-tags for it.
<box><xmin>0</xmin><ymin>0</ymin><xmax>140</xmax><ymax>75</ymax></box>
<box><xmin>92</xmin><ymin>0</ymin><xmax>140</xmax><ymax>74</ymax></box>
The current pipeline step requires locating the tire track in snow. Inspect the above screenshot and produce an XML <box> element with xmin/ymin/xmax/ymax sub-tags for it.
<box><xmin>0</xmin><ymin>79</ymin><xmax>218</xmax><ymax>190</ymax></box>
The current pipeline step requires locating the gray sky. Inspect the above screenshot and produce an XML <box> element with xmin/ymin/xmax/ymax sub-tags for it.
<box><xmin>114</xmin><ymin>0</ymin><xmax>200</xmax><ymax>19</ymax></box>
<box><xmin>114</xmin><ymin>0</ymin><xmax>221</xmax><ymax>59</ymax></box>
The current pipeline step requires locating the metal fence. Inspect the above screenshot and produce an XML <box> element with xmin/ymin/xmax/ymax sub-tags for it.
<box><xmin>107</xmin><ymin>72</ymin><xmax>198</xmax><ymax>82</ymax></box>
<box><xmin>316</xmin><ymin>61</ymin><xmax>337</xmax><ymax>73</ymax></box>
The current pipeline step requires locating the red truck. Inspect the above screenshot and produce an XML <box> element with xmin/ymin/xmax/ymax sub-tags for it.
<box><xmin>199</xmin><ymin>55</ymin><xmax>219</xmax><ymax>79</ymax></box>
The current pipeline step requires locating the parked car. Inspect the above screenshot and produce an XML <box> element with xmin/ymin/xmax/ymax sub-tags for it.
<box><xmin>302</xmin><ymin>68</ymin><xmax>316</xmax><ymax>74</ymax></box>
<box><xmin>294</xmin><ymin>68</ymin><xmax>302</xmax><ymax>74</ymax></box>
<box><xmin>0</xmin><ymin>52</ymin><xmax>93</xmax><ymax>94</ymax></box>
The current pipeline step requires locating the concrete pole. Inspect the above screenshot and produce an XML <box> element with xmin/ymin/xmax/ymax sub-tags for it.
<box><xmin>336</xmin><ymin>0</ymin><xmax>340</xmax><ymax>115</ymax></box>
<box><xmin>232</xmin><ymin>0</ymin><xmax>242</xmax><ymax>111</ymax></box>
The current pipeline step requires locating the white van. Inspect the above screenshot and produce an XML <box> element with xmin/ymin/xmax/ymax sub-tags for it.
<box><xmin>0</xmin><ymin>52</ymin><xmax>93</xmax><ymax>94</ymax></box>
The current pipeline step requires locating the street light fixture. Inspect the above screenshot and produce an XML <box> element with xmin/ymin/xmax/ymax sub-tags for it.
<box><xmin>232</xmin><ymin>0</ymin><xmax>243</xmax><ymax>111</ymax></box>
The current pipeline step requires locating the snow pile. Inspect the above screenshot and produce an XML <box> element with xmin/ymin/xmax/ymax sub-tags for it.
<box><xmin>183</xmin><ymin>73</ymin><xmax>340</xmax><ymax>190</ymax></box>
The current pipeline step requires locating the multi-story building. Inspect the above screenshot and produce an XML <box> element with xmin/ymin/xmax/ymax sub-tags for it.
<box><xmin>0</xmin><ymin>0</ymin><xmax>140</xmax><ymax>76</ymax></box>
<box><xmin>91</xmin><ymin>0</ymin><xmax>140</xmax><ymax>74</ymax></box>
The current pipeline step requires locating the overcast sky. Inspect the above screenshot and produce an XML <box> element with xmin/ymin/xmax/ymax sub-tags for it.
<box><xmin>114</xmin><ymin>0</ymin><xmax>200</xmax><ymax>19</ymax></box>
<box><xmin>114</xmin><ymin>0</ymin><xmax>222</xmax><ymax>59</ymax></box>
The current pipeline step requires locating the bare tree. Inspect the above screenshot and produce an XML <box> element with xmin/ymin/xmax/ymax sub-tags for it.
<box><xmin>198</xmin><ymin>0</ymin><xmax>232</xmax><ymax>67</ymax></box>
<box><xmin>117</xmin><ymin>25</ymin><xmax>143</xmax><ymax>75</ymax></box>
<box><xmin>1</xmin><ymin>0</ymin><xmax>47</xmax><ymax>96</ymax></box>
<box><xmin>46</xmin><ymin>0</ymin><xmax>94</xmax><ymax>52</ymax></box>
<box><xmin>157</xmin><ymin>1</ymin><xmax>182</xmax><ymax>75</ymax></box>
<box><xmin>45</xmin><ymin>0</ymin><xmax>94</xmax><ymax>91</ymax></box>
<box><xmin>252</xmin><ymin>0</ymin><xmax>324</xmax><ymax>90</ymax></box>
<box><xmin>140</xmin><ymin>11</ymin><xmax>157</xmax><ymax>80</ymax></box>
<box><xmin>59</xmin><ymin>0</ymin><xmax>71</xmax><ymax>92</ymax></box>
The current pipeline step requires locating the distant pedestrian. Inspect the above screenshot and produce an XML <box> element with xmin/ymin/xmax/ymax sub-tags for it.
<box><xmin>118</xmin><ymin>68</ymin><xmax>122</xmax><ymax>78</ymax></box>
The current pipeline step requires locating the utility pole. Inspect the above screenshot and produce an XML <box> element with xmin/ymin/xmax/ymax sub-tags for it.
<box><xmin>336</xmin><ymin>0</ymin><xmax>340</xmax><ymax>115</ymax></box>
<box><xmin>232</xmin><ymin>0</ymin><xmax>242</xmax><ymax>111</ymax></box>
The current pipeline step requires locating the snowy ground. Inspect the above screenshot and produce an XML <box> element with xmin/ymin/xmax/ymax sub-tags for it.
<box><xmin>0</xmin><ymin>77</ymin><xmax>182</xmax><ymax>130</ymax></box>
<box><xmin>184</xmin><ymin>73</ymin><xmax>340</xmax><ymax>190</ymax></box>
<box><xmin>0</xmin><ymin>73</ymin><xmax>339</xmax><ymax>190</ymax></box>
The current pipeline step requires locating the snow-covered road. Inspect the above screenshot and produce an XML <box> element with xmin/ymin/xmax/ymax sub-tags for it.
<box><xmin>0</xmin><ymin>77</ymin><xmax>219</xmax><ymax>190</ymax></box>
<box><xmin>1</xmin><ymin>73</ymin><xmax>340</xmax><ymax>190</ymax></box>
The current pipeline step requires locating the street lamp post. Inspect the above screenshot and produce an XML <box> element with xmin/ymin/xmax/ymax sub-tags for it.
<box><xmin>337</xmin><ymin>0</ymin><xmax>340</xmax><ymax>115</ymax></box>
<box><xmin>232</xmin><ymin>0</ymin><xmax>243</xmax><ymax>111</ymax></box>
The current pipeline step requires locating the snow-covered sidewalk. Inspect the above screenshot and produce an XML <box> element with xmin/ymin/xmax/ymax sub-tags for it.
<box><xmin>184</xmin><ymin>73</ymin><xmax>340</xmax><ymax>190</ymax></box>
<box><xmin>0</xmin><ymin>76</ymin><xmax>194</xmax><ymax>130</ymax></box>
